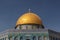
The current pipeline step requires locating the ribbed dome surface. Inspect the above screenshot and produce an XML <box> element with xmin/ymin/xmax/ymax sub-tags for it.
<box><xmin>16</xmin><ymin>12</ymin><xmax>42</xmax><ymax>26</ymax></box>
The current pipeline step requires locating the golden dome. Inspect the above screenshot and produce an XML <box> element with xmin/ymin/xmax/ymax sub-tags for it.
<box><xmin>16</xmin><ymin>12</ymin><xmax>42</xmax><ymax>26</ymax></box>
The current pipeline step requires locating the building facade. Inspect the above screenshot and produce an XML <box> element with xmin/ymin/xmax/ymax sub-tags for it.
<box><xmin>0</xmin><ymin>11</ymin><xmax>60</xmax><ymax>40</ymax></box>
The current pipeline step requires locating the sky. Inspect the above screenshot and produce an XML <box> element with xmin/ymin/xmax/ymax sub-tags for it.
<box><xmin>0</xmin><ymin>0</ymin><xmax>60</xmax><ymax>32</ymax></box>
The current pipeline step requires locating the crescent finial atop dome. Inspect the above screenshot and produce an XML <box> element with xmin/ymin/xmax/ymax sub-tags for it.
<box><xmin>28</xmin><ymin>8</ymin><xmax>31</xmax><ymax>13</ymax></box>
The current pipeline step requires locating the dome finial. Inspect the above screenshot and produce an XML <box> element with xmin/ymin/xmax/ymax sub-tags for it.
<box><xmin>28</xmin><ymin>8</ymin><xmax>31</xmax><ymax>13</ymax></box>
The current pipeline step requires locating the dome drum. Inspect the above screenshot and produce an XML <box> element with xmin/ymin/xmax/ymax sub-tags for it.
<box><xmin>15</xmin><ymin>24</ymin><xmax>44</xmax><ymax>30</ymax></box>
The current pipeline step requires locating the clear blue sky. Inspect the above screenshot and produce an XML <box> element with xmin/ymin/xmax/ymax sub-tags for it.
<box><xmin>0</xmin><ymin>0</ymin><xmax>60</xmax><ymax>32</ymax></box>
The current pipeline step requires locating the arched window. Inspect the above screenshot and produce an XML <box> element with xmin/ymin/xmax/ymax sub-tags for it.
<box><xmin>44</xmin><ymin>36</ymin><xmax>47</xmax><ymax>40</ymax></box>
<box><xmin>53</xmin><ymin>37</ymin><xmax>55</xmax><ymax>40</ymax></box>
<box><xmin>14</xmin><ymin>36</ymin><xmax>18</xmax><ymax>40</ymax></box>
<box><xmin>21</xmin><ymin>25</ymin><xmax>27</xmax><ymax>29</ymax></box>
<box><xmin>32</xmin><ymin>25</ymin><xmax>36</xmax><ymax>29</ymax></box>
<box><xmin>9</xmin><ymin>37</ymin><xmax>12</xmax><ymax>40</ymax></box>
<box><xmin>25</xmin><ymin>25</ymin><xmax>31</xmax><ymax>30</ymax></box>
<box><xmin>20</xmin><ymin>37</ymin><xmax>23</xmax><ymax>40</ymax></box>
<box><xmin>38</xmin><ymin>36</ymin><xmax>42</xmax><ymax>40</ymax></box>
<box><xmin>33</xmin><ymin>36</ymin><xmax>36</xmax><ymax>40</ymax></box>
